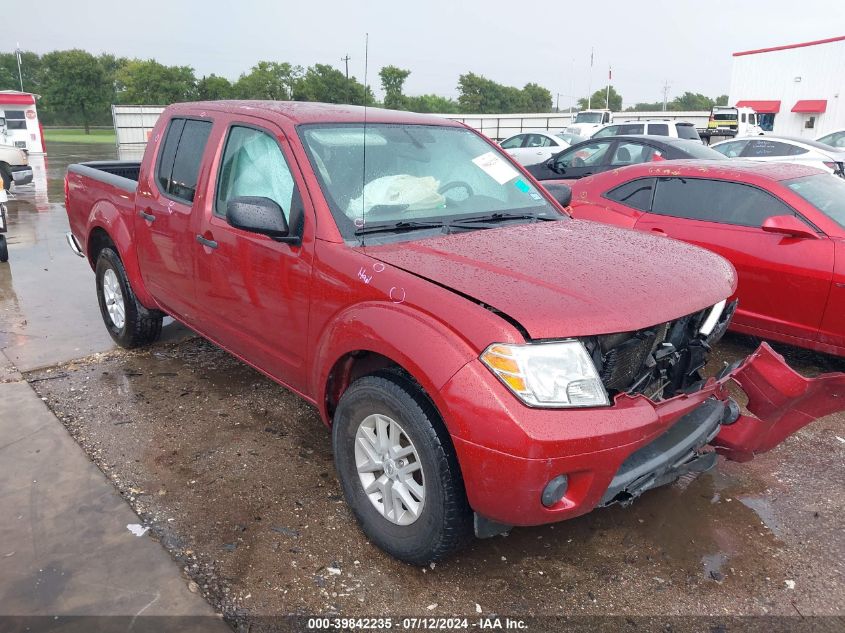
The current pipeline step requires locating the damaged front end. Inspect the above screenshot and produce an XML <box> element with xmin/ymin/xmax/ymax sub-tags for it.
<box><xmin>585</xmin><ymin>299</ymin><xmax>845</xmax><ymax>507</ymax></box>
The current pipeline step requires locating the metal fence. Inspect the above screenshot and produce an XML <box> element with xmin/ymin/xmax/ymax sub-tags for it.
<box><xmin>111</xmin><ymin>105</ymin><xmax>711</xmax><ymax>151</ymax></box>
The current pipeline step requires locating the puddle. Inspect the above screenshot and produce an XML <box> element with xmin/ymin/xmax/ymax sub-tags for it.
<box><xmin>738</xmin><ymin>496</ymin><xmax>784</xmax><ymax>539</ymax></box>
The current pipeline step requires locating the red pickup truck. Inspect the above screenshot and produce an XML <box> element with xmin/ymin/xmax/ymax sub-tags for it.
<box><xmin>64</xmin><ymin>101</ymin><xmax>845</xmax><ymax>564</ymax></box>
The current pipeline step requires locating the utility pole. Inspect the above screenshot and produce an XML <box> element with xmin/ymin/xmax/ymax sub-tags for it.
<box><xmin>555</xmin><ymin>93</ymin><xmax>560</xmax><ymax>112</ymax></box>
<box><xmin>587</xmin><ymin>47</ymin><xmax>594</xmax><ymax>110</ymax></box>
<box><xmin>606</xmin><ymin>66</ymin><xmax>611</xmax><ymax>110</ymax></box>
<box><xmin>16</xmin><ymin>43</ymin><xmax>24</xmax><ymax>92</ymax></box>
<box><xmin>661</xmin><ymin>80</ymin><xmax>671</xmax><ymax>112</ymax></box>
<box><xmin>341</xmin><ymin>54</ymin><xmax>351</xmax><ymax>103</ymax></box>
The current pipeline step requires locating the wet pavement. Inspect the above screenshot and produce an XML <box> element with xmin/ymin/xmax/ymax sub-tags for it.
<box><xmin>0</xmin><ymin>144</ymin><xmax>187</xmax><ymax>371</ymax></box>
<box><xmin>0</xmin><ymin>144</ymin><xmax>223</xmax><ymax>626</ymax></box>
<box><xmin>2</xmin><ymin>144</ymin><xmax>845</xmax><ymax>628</ymax></box>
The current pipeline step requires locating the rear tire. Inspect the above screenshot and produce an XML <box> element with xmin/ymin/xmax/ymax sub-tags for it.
<box><xmin>95</xmin><ymin>247</ymin><xmax>163</xmax><ymax>348</ymax></box>
<box><xmin>0</xmin><ymin>235</ymin><xmax>7</xmax><ymax>263</ymax></box>
<box><xmin>333</xmin><ymin>372</ymin><xmax>472</xmax><ymax>565</ymax></box>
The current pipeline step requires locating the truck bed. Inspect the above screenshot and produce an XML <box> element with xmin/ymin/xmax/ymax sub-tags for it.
<box><xmin>67</xmin><ymin>161</ymin><xmax>141</xmax><ymax>192</ymax></box>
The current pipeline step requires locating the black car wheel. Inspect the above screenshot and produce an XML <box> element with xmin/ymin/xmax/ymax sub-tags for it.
<box><xmin>95</xmin><ymin>247</ymin><xmax>163</xmax><ymax>348</ymax></box>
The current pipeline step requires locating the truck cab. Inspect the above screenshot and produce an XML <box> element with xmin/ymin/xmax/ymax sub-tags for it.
<box><xmin>62</xmin><ymin>101</ymin><xmax>845</xmax><ymax>565</ymax></box>
<box><xmin>565</xmin><ymin>109</ymin><xmax>614</xmax><ymax>137</ymax></box>
<box><xmin>701</xmin><ymin>106</ymin><xmax>764</xmax><ymax>142</ymax></box>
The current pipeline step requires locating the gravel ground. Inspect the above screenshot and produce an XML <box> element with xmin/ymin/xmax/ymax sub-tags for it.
<box><xmin>27</xmin><ymin>333</ymin><xmax>845</xmax><ymax>629</ymax></box>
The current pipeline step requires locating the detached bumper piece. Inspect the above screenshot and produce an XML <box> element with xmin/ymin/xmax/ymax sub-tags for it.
<box><xmin>714</xmin><ymin>343</ymin><xmax>845</xmax><ymax>462</ymax></box>
<box><xmin>600</xmin><ymin>397</ymin><xmax>737</xmax><ymax>507</ymax></box>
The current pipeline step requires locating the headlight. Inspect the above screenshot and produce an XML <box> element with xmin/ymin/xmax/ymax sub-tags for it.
<box><xmin>480</xmin><ymin>341</ymin><xmax>609</xmax><ymax>408</ymax></box>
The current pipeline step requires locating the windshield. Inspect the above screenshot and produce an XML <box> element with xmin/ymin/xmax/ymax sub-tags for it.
<box><xmin>298</xmin><ymin>124</ymin><xmax>558</xmax><ymax>239</ymax></box>
<box><xmin>574</xmin><ymin>112</ymin><xmax>603</xmax><ymax>124</ymax></box>
<box><xmin>785</xmin><ymin>174</ymin><xmax>845</xmax><ymax>228</ymax></box>
<box><xmin>555</xmin><ymin>132</ymin><xmax>584</xmax><ymax>145</ymax></box>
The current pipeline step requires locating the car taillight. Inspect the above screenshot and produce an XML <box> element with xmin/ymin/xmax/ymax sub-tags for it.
<box><xmin>823</xmin><ymin>161</ymin><xmax>836</xmax><ymax>171</ymax></box>
<box><xmin>64</xmin><ymin>174</ymin><xmax>70</xmax><ymax>210</ymax></box>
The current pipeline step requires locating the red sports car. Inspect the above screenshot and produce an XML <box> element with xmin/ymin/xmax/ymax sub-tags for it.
<box><xmin>566</xmin><ymin>160</ymin><xmax>845</xmax><ymax>356</ymax></box>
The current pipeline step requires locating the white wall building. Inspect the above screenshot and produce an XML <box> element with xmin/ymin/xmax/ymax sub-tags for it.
<box><xmin>728</xmin><ymin>35</ymin><xmax>845</xmax><ymax>138</ymax></box>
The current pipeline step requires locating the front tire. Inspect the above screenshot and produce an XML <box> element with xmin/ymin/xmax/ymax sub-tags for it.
<box><xmin>95</xmin><ymin>247</ymin><xmax>163</xmax><ymax>348</ymax></box>
<box><xmin>333</xmin><ymin>372</ymin><xmax>472</xmax><ymax>565</ymax></box>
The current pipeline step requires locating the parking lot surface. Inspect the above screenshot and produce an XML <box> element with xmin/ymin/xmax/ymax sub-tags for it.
<box><xmin>2</xmin><ymin>144</ymin><xmax>844</xmax><ymax>630</ymax></box>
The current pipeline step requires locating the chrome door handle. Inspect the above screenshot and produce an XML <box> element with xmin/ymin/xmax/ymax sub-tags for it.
<box><xmin>139</xmin><ymin>209</ymin><xmax>155</xmax><ymax>222</ymax></box>
<box><xmin>195</xmin><ymin>234</ymin><xmax>218</xmax><ymax>249</ymax></box>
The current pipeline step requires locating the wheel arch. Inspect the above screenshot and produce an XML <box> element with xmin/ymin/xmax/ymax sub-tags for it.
<box><xmin>314</xmin><ymin>303</ymin><xmax>478</xmax><ymax>432</ymax></box>
<box><xmin>84</xmin><ymin>199</ymin><xmax>158</xmax><ymax>309</ymax></box>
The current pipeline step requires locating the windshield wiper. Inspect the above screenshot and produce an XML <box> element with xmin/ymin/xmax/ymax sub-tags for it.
<box><xmin>354</xmin><ymin>219</ymin><xmax>446</xmax><ymax>236</ymax></box>
<box><xmin>447</xmin><ymin>212</ymin><xmax>560</xmax><ymax>228</ymax></box>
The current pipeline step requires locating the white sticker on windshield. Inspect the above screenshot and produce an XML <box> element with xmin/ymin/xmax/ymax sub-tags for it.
<box><xmin>472</xmin><ymin>151</ymin><xmax>519</xmax><ymax>185</ymax></box>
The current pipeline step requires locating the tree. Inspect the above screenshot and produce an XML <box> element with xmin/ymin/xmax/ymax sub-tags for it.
<box><xmin>0</xmin><ymin>51</ymin><xmax>42</xmax><ymax>93</ymax></box>
<box><xmin>406</xmin><ymin>94</ymin><xmax>460</xmax><ymax>113</ymax></box>
<box><xmin>379</xmin><ymin>65</ymin><xmax>411</xmax><ymax>110</ymax></box>
<box><xmin>577</xmin><ymin>86</ymin><xmax>622</xmax><ymax>111</ymax></box>
<box><xmin>234</xmin><ymin>62</ymin><xmax>300</xmax><ymax>100</ymax></box>
<box><xmin>670</xmin><ymin>91</ymin><xmax>714</xmax><ymax>111</ymax></box>
<box><xmin>40</xmin><ymin>49</ymin><xmax>113</xmax><ymax>133</ymax></box>
<box><xmin>520</xmin><ymin>83</ymin><xmax>552</xmax><ymax>112</ymax></box>
<box><xmin>292</xmin><ymin>63</ymin><xmax>372</xmax><ymax>105</ymax></box>
<box><xmin>116</xmin><ymin>60</ymin><xmax>197</xmax><ymax>105</ymax></box>
<box><xmin>197</xmin><ymin>74</ymin><xmax>235</xmax><ymax>100</ymax></box>
<box><xmin>626</xmin><ymin>101</ymin><xmax>665</xmax><ymax>112</ymax></box>
<box><xmin>715</xmin><ymin>94</ymin><xmax>728</xmax><ymax>106</ymax></box>
<box><xmin>457</xmin><ymin>73</ymin><xmax>552</xmax><ymax>114</ymax></box>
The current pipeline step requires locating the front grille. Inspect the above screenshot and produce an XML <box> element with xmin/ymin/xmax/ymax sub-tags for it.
<box><xmin>599</xmin><ymin>323</ymin><xmax>669</xmax><ymax>391</ymax></box>
<box><xmin>586</xmin><ymin>303</ymin><xmax>736</xmax><ymax>401</ymax></box>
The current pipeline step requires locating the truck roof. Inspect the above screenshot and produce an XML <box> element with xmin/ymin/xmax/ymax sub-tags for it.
<box><xmin>168</xmin><ymin>100</ymin><xmax>465</xmax><ymax>127</ymax></box>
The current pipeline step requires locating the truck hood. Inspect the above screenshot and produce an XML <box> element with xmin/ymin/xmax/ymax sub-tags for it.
<box><xmin>365</xmin><ymin>220</ymin><xmax>736</xmax><ymax>340</ymax></box>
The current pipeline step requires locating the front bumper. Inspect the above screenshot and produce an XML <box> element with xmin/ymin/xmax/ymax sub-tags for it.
<box><xmin>10</xmin><ymin>165</ymin><xmax>33</xmax><ymax>186</ymax></box>
<box><xmin>441</xmin><ymin>343</ymin><xmax>845</xmax><ymax>528</ymax></box>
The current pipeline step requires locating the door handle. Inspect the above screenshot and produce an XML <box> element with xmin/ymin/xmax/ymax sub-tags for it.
<box><xmin>138</xmin><ymin>209</ymin><xmax>155</xmax><ymax>222</ymax></box>
<box><xmin>650</xmin><ymin>227</ymin><xmax>667</xmax><ymax>235</ymax></box>
<box><xmin>195</xmin><ymin>234</ymin><xmax>218</xmax><ymax>249</ymax></box>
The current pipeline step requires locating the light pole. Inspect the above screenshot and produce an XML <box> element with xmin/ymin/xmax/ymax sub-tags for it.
<box><xmin>16</xmin><ymin>44</ymin><xmax>24</xmax><ymax>92</ymax></box>
<box><xmin>341</xmin><ymin>54</ymin><xmax>351</xmax><ymax>103</ymax></box>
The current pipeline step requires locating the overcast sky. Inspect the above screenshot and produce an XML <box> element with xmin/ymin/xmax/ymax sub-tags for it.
<box><xmin>22</xmin><ymin>0</ymin><xmax>845</xmax><ymax>108</ymax></box>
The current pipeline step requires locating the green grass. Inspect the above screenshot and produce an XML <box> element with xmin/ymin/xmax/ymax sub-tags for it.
<box><xmin>43</xmin><ymin>128</ymin><xmax>116</xmax><ymax>144</ymax></box>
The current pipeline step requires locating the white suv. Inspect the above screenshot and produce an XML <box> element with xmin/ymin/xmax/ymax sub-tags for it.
<box><xmin>592</xmin><ymin>120</ymin><xmax>702</xmax><ymax>142</ymax></box>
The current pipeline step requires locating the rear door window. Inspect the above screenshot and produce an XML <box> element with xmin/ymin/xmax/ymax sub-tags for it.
<box><xmin>652</xmin><ymin>177</ymin><xmax>796</xmax><ymax>227</ymax></box>
<box><xmin>741</xmin><ymin>139</ymin><xmax>795</xmax><ymax>158</ymax></box>
<box><xmin>605</xmin><ymin>178</ymin><xmax>656</xmax><ymax>211</ymax></box>
<box><xmin>157</xmin><ymin>118</ymin><xmax>213</xmax><ymax>203</ymax></box>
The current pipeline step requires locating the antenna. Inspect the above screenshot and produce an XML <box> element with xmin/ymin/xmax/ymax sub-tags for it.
<box><xmin>361</xmin><ymin>33</ymin><xmax>369</xmax><ymax>247</ymax></box>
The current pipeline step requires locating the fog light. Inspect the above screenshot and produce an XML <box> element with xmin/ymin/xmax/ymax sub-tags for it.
<box><xmin>541</xmin><ymin>475</ymin><xmax>569</xmax><ymax>508</ymax></box>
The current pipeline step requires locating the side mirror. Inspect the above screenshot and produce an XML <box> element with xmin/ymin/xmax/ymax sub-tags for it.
<box><xmin>761</xmin><ymin>215</ymin><xmax>817</xmax><ymax>239</ymax></box>
<box><xmin>544</xmin><ymin>183</ymin><xmax>572</xmax><ymax>207</ymax></box>
<box><xmin>226</xmin><ymin>196</ymin><xmax>299</xmax><ymax>243</ymax></box>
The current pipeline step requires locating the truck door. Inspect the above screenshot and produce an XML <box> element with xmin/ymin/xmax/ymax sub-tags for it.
<box><xmin>135</xmin><ymin>117</ymin><xmax>213</xmax><ymax>320</ymax></box>
<box><xmin>192</xmin><ymin>118</ymin><xmax>314</xmax><ymax>393</ymax></box>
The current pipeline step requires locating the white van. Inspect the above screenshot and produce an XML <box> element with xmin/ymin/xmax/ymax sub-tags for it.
<box><xmin>592</xmin><ymin>120</ymin><xmax>701</xmax><ymax>141</ymax></box>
